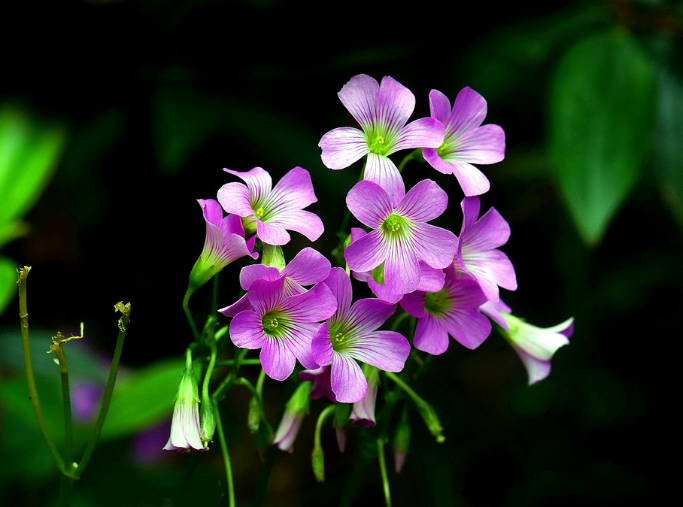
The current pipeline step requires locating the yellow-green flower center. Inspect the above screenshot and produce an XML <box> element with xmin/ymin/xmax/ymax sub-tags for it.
<box><xmin>382</xmin><ymin>214</ymin><xmax>407</xmax><ymax>236</ymax></box>
<box><xmin>255</xmin><ymin>207</ymin><xmax>265</xmax><ymax>218</ymax></box>
<box><xmin>262</xmin><ymin>312</ymin><xmax>286</xmax><ymax>337</ymax></box>
<box><xmin>368</xmin><ymin>134</ymin><xmax>390</xmax><ymax>156</ymax></box>
<box><xmin>424</xmin><ymin>289</ymin><xmax>450</xmax><ymax>316</ymax></box>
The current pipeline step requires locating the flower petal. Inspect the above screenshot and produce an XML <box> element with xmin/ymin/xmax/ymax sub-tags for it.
<box><xmin>346</xmin><ymin>179</ymin><xmax>393</xmax><ymax>229</ymax></box>
<box><xmin>364</xmin><ymin>153</ymin><xmax>405</xmax><ymax>206</ymax></box>
<box><xmin>229</xmin><ymin>311</ymin><xmax>267</xmax><ymax>349</ymax></box>
<box><xmin>217</xmin><ymin>182</ymin><xmax>254</xmax><ymax>217</ymax></box>
<box><xmin>409</xmin><ymin>223</ymin><xmax>458</xmax><ymax>270</ymax></box>
<box><xmin>311</xmin><ymin>322</ymin><xmax>334</xmax><ymax>367</ymax></box>
<box><xmin>448</xmin><ymin>87</ymin><xmax>488</xmax><ymax>137</ymax></box>
<box><xmin>375</xmin><ymin>76</ymin><xmax>415</xmax><ymax>138</ymax></box>
<box><xmin>338</xmin><ymin>74</ymin><xmax>380</xmax><ymax>131</ymax></box>
<box><xmin>270</xmin><ymin>166</ymin><xmax>318</xmax><ymax>210</ymax></box>
<box><xmin>442</xmin><ymin>308</ymin><xmax>491</xmax><ymax>350</ymax></box>
<box><xmin>260</xmin><ymin>336</ymin><xmax>297</xmax><ymax>381</ymax></box>
<box><xmin>456</xmin><ymin>124</ymin><xmax>505</xmax><ymax>164</ymax></box>
<box><xmin>428</xmin><ymin>89</ymin><xmax>452</xmax><ymax>125</ymax></box>
<box><xmin>331</xmin><ymin>353</ymin><xmax>367</xmax><ymax>403</ymax></box>
<box><xmin>412</xmin><ymin>314</ymin><xmax>450</xmax><ymax>355</ymax></box>
<box><xmin>344</xmin><ymin>330</ymin><xmax>410</xmax><ymax>372</ymax></box>
<box><xmin>323</xmin><ymin>267</ymin><xmax>353</xmax><ymax>316</ymax></box>
<box><xmin>345</xmin><ymin>229</ymin><xmax>388</xmax><ymax>273</ymax></box>
<box><xmin>281</xmin><ymin>283</ymin><xmax>337</xmax><ymax>323</ymax></box>
<box><xmin>283</xmin><ymin>248</ymin><xmax>331</xmax><ymax>287</ymax></box>
<box><xmin>268</xmin><ymin>209</ymin><xmax>324</xmax><ymax>243</ymax></box>
<box><xmin>392</xmin><ymin>117</ymin><xmax>444</xmax><ymax>152</ymax></box>
<box><xmin>319</xmin><ymin>127</ymin><xmax>369</xmax><ymax>169</ymax></box>
<box><xmin>256</xmin><ymin>219</ymin><xmax>291</xmax><ymax>246</ymax></box>
<box><xmin>223</xmin><ymin>166</ymin><xmax>272</xmax><ymax>204</ymax></box>
<box><xmin>346</xmin><ymin>298</ymin><xmax>396</xmax><ymax>336</ymax></box>
<box><xmin>394</xmin><ymin>179</ymin><xmax>448</xmax><ymax>223</ymax></box>
<box><xmin>383</xmin><ymin>241</ymin><xmax>420</xmax><ymax>295</ymax></box>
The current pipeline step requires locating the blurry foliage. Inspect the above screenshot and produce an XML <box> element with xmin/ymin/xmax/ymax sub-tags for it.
<box><xmin>0</xmin><ymin>0</ymin><xmax>680</xmax><ymax>505</ymax></box>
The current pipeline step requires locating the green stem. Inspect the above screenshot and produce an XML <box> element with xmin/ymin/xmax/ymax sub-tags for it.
<box><xmin>16</xmin><ymin>267</ymin><xmax>66</xmax><ymax>473</ymax></box>
<box><xmin>76</xmin><ymin>302</ymin><xmax>131</xmax><ymax>477</ymax></box>
<box><xmin>212</xmin><ymin>348</ymin><xmax>249</xmax><ymax>401</ymax></box>
<box><xmin>377</xmin><ymin>438</ymin><xmax>392</xmax><ymax>507</ymax></box>
<box><xmin>215</xmin><ymin>358</ymin><xmax>261</xmax><ymax>367</ymax></box>
<box><xmin>212</xmin><ymin>397</ymin><xmax>235</xmax><ymax>507</ymax></box>
<box><xmin>312</xmin><ymin>404</ymin><xmax>336</xmax><ymax>482</ymax></box>
<box><xmin>182</xmin><ymin>288</ymin><xmax>200</xmax><ymax>342</ymax></box>
<box><xmin>52</xmin><ymin>345</ymin><xmax>74</xmax><ymax>466</ymax></box>
<box><xmin>397</xmin><ymin>148</ymin><xmax>422</xmax><ymax>174</ymax></box>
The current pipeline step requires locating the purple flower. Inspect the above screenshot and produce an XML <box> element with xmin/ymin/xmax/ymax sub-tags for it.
<box><xmin>273</xmin><ymin>381</ymin><xmax>312</xmax><ymax>453</ymax></box>
<box><xmin>164</xmin><ymin>352</ymin><xmax>205</xmax><ymax>452</ymax></box>
<box><xmin>299</xmin><ymin>365</ymin><xmax>336</xmax><ymax>401</ymax></box>
<box><xmin>319</xmin><ymin>74</ymin><xmax>445</xmax><ymax>205</ymax></box>
<box><xmin>500</xmin><ymin>314</ymin><xmax>573</xmax><ymax>385</ymax></box>
<box><xmin>229</xmin><ymin>277</ymin><xmax>337</xmax><ymax>380</ymax></box>
<box><xmin>350</xmin><ymin>364</ymin><xmax>380</xmax><ymax>427</ymax></box>
<box><xmin>217</xmin><ymin>166</ymin><xmax>324</xmax><ymax>246</ymax></box>
<box><xmin>423</xmin><ymin>87</ymin><xmax>505</xmax><ymax>196</ymax></box>
<box><xmin>311</xmin><ymin>268</ymin><xmax>410</xmax><ymax>403</ymax></box>
<box><xmin>187</xmin><ymin>199</ymin><xmax>258</xmax><ymax>292</ymax></box>
<box><xmin>345</xmin><ymin>179</ymin><xmax>457</xmax><ymax>296</ymax></box>
<box><xmin>456</xmin><ymin>196</ymin><xmax>517</xmax><ymax>303</ymax></box>
<box><xmin>220</xmin><ymin>247</ymin><xmax>331</xmax><ymax>317</ymax></box>
<box><xmin>350</xmin><ymin>227</ymin><xmax>445</xmax><ymax>304</ymax></box>
<box><xmin>400</xmin><ymin>265</ymin><xmax>491</xmax><ymax>355</ymax></box>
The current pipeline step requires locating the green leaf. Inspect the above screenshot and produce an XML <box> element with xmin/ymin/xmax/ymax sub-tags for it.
<box><xmin>651</xmin><ymin>66</ymin><xmax>683</xmax><ymax>229</ymax></box>
<box><xmin>549</xmin><ymin>30</ymin><xmax>656</xmax><ymax>245</ymax></box>
<box><xmin>0</xmin><ymin>257</ymin><xmax>16</xmax><ymax>316</ymax></box>
<box><xmin>0</xmin><ymin>102</ymin><xmax>68</xmax><ymax>226</ymax></box>
<box><xmin>100</xmin><ymin>358</ymin><xmax>184</xmax><ymax>440</ymax></box>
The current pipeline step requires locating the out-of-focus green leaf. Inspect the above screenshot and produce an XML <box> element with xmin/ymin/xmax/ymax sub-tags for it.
<box><xmin>0</xmin><ymin>257</ymin><xmax>16</xmax><ymax>315</ymax></box>
<box><xmin>651</xmin><ymin>66</ymin><xmax>683</xmax><ymax>229</ymax></box>
<box><xmin>0</xmin><ymin>102</ymin><xmax>68</xmax><ymax>226</ymax></box>
<box><xmin>100</xmin><ymin>358</ymin><xmax>184</xmax><ymax>440</ymax></box>
<box><xmin>549</xmin><ymin>30</ymin><xmax>656</xmax><ymax>245</ymax></box>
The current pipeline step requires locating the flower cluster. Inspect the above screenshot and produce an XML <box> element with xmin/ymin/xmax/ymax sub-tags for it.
<box><xmin>168</xmin><ymin>73</ymin><xmax>573</xmax><ymax>474</ymax></box>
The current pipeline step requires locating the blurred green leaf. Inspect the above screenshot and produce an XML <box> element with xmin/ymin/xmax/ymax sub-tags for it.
<box><xmin>0</xmin><ymin>257</ymin><xmax>16</xmax><ymax>315</ymax></box>
<box><xmin>549</xmin><ymin>30</ymin><xmax>656</xmax><ymax>245</ymax></box>
<box><xmin>100</xmin><ymin>357</ymin><xmax>184</xmax><ymax>440</ymax></box>
<box><xmin>0</xmin><ymin>102</ymin><xmax>68</xmax><ymax>226</ymax></box>
<box><xmin>651</xmin><ymin>66</ymin><xmax>683</xmax><ymax>228</ymax></box>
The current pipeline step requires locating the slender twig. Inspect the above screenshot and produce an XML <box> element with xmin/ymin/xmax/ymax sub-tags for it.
<box><xmin>377</xmin><ymin>438</ymin><xmax>392</xmax><ymax>507</ymax></box>
<box><xmin>182</xmin><ymin>288</ymin><xmax>200</xmax><ymax>342</ymax></box>
<box><xmin>212</xmin><ymin>397</ymin><xmax>235</xmax><ymax>507</ymax></box>
<box><xmin>76</xmin><ymin>302</ymin><xmax>131</xmax><ymax>477</ymax></box>
<box><xmin>16</xmin><ymin>267</ymin><xmax>66</xmax><ymax>473</ymax></box>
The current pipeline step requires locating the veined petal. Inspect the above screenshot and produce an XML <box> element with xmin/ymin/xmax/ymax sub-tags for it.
<box><xmin>464</xmin><ymin>206</ymin><xmax>511</xmax><ymax>251</ymax></box>
<box><xmin>283</xmin><ymin>248</ymin><xmax>331</xmax><ymax>287</ymax></box>
<box><xmin>217</xmin><ymin>182</ymin><xmax>254</xmax><ymax>217</ymax></box>
<box><xmin>323</xmin><ymin>267</ymin><xmax>353</xmax><ymax>316</ymax></box>
<box><xmin>268</xmin><ymin>209</ymin><xmax>324</xmax><ymax>243</ymax></box>
<box><xmin>222</xmin><ymin>212</ymin><xmax>247</xmax><ymax>237</ymax></box>
<box><xmin>281</xmin><ymin>283</ymin><xmax>337</xmax><ymax>323</ymax></box>
<box><xmin>442</xmin><ymin>308</ymin><xmax>491</xmax><ymax>350</ymax></box>
<box><xmin>223</xmin><ymin>167</ymin><xmax>272</xmax><ymax>204</ymax></box>
<box><xmin>260</xmin><ymin>336</ymin><xmax>297</xmax><ymax>381</ymax></box>
<box><xmin>229</xmin><ymin>311</ymin><xmax>267</xmax><ymax>349</ymax></box>
<box><xmin>417</xmin><ymin>263</ymin><xmax>446</xmax><ymax>293</ymax></box>
<box><xmin>442</xmin><ymin>160</ymin><xmax>491</xmax><ymax>196</ymax></box>
<box><xmin>311</xmin><ymin>322</ymin><xmax>334</xmax><ymax>366</ymax></box>
<box><xmin>270</xmin><ymin>166</ymin><xmax>318</xmax><ymax>209</ymax></box>
<box><xmin>412</xmin><ymin>314</ymin><xmax>450</xmax><ymax>355</ymax></box>
<box><xmin>422</xmin><ymin>148</ymin><xmax>457</xmax><ymax>175</ymax></box>
<box><xmin>281</xmin><ymin>321</ymin><xmax>320</xmax><ymax>370</ymax></box>
<box><xmin>448</xmin><ymin>87</ymin><xmax>488</xmax><ymax>137</ymax></box>
<box><xmin>256</xmin><ymin>219</ymin><xmax>291</xmax><ymax>246</ymax></box>
<box><xmin>345</xmin><ymin>230</ymin><xmax>388</xmax><ymax>273</ymax></box>
<box><xmin>343</xmin><ymin>330</ymin><xmax>410</xmax><ymax>372</ymax></box>
<box><xmin>346</xmin><ymin>298</ymin><xmax>397</xmax><ymax>336</ymax></box>
<box><xmin>331</xmin><ymin>353</ymin><xmax>367</xmax><ymax>403</ymax></box>
<box><xmin>392</xmin><ymin>117</ymin><xmax>444</xmax><ymax>152</ymax></box>
<box><xmin>247</xmin><ymin>278</ymin><xmax>286</xmax><ymax>315</ymax></box>
<box><xmin>462</xmin><ymin>249</ymin><xmax>517</xmax><ymax>301</ymax></box>
<box><xmin>383</xmin><ymin>241</ymin><xmax>420</xmax><ymax>295</ymax></box>
<box><xmin>394</xmin><ymin>179</ymin><xmax>448</xmax><ymax>223</ymax></box>
<box><xmin>460</xmin><ymin>196</ymin><xmax>482</xmax><ymax>233</ymax></box>
<box><xmin>455</xmin><ymin>124</ymin><xmax>505</xmax><ymax>164</ymax></box>
<box><xmin>428</xmin><ymin>89</ymin><xmax>453</xmax><ymax>125</ymax></box>
<box><xmin>364</xmin><ymin>153</ymin><xmax>405</xmax><ymax>206</ymax></box>
<box><xmin>240</xmin><ymin>264</ymin><xmax>280</xmax><ymax>290</ymax></box>
<box><xmin>219</xmin><ymin>294</ymin><xmax>253</xmax><ymax>318</ymax></box>
<box><xmin>319</xmin><ymin>127</ymin><xmax>369</xmax><ymax>169</ymax></box>
<box><xmin>375</xmin><ymin>76</ymin><xmax>415</xmax><ymax>139</ymax></box>
<box><xmin>198</xmin><ymin>199</ymin><xmax>224</xmax><ymax>227</ymax></box>
<box><xmin>514</xmin><ymin>348</ymin><xmax>552</xmax><ymax>385</ymax></box>
<box><xmin>346</xmin><ymin>179</ymin><xmax>393</xmax><ymax>229</ymax></box>
<box><xmin>409</xmin><ymin>223</ymin><xmax>458</xmax><ymax>270</ymax></box>
<box><xmin>399</xmin><ymin>291</ymin><xmax>427</xmax><ymax>319</ymax></box>
<box><xmin>480</xmin><ymin>299</ymin><xmax>513</xmax><ymax>330</ymax></box>
<box><xmin>366</xmin><ymin>277</ymin><xmax>404</xmax><ymax>304</ymax></box>
<box><xmin>338</xmin><ymin>74</ymin><xmax>380</xmax><ymax>131</ymax></box>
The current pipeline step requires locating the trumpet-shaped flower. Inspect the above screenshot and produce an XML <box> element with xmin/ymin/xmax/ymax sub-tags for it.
<box><xmin>400</xmin><ymin>265</ymin><xmax>491</xmax><ymax>355</ymax></box>
<box><xmin>423</xmin><ymin>87</ymin><xmax>505</xmax><ymax>196</ymax></box>
<box><xmin>319</xmin><ymin>74</ymin><xmax>445</xmax><ymax>205</ymax></box>
<box><xmin>229</xmin><ymin>277</ymin><xmax>337</xmax><ymax>380</ymax></box>
<box><xmin>345</xmin><ymin>179</ymin><xmax>457</xmax><ymax>296</ymax></box>
<box><xmin>164</xmin><ymin>352</ymin><xmax>205</xmax><ymax>452</ymax></box>
<box><xmin>500</xmin><ymin>314</ymin><xmax>573</xmax><ymax>385</ymax></box>
<box><xmin>456</xmin><ymin>196</ymin><xmax>517</xmax><ymax>303</ymax></box>
<box><xmin>217</xmin><ymin>166</ymin><xmax>324</xmax><ymax>246</ymax></box>
<box><xmin>220</xmin><ymin>247</ymin><xmax>331</xmax><ymax>317</ymax></box>
<box><xmin>187</xmin><ymin>199</ymin><xmax>258</xmax><ymax>292</ymax></box>
<box><xmin>350</xmin><ymin>364</ymin><xmax>380</xmax><ymax>427</ymax></box>
<box><xmin>311</xmin><ymin>268</ymin><xmax>410</xmax><ymax>403</ymax></box>
<box><xmin>273</xmin><ymin>381</ymin><xmax>312</xmax><ymax>453</ymax></box>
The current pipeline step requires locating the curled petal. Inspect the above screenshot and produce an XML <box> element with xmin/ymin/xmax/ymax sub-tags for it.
<box><xmin>392</xmin><ymin>117</ymin><xmax>444</xmax><ymax>152</ymax></box>
<box><xmin>331</xmin><ymin>353</ymin><xmax>367</xmax><ymax>403</ymax></box>
<box><xmin>364</xmin><ymin>153</ymin><xmax>405</xmax><ymax>206</ymax></box>
<box><xmin>338</xmin><ymin>74</ymin><xmax>380</xmax><ymax>131</ymax></box>
<box><xmin>319</xmin><ymin>127</ymin><xmax>369</xmax><ymax>169</ymax></box>
<box><xmin>346</xmin><ymin>180</ymin><xmax>393</xmax><ymax>229</ymax></box>
<box><xmin>223</xmin><ymin>167</ymin><xmax>272</xmax><ymax>203</ymax></box>
<box><xmin>260</xmin><ymin>337</ymin><xmax>297</xmax><ymax>381</ymax></box>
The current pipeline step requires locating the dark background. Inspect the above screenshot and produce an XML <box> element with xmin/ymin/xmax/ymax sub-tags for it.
<box><xmin>0</xmin><ymin>0</ymin><xmax>679</xmax><ymax>506</ymax></box>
